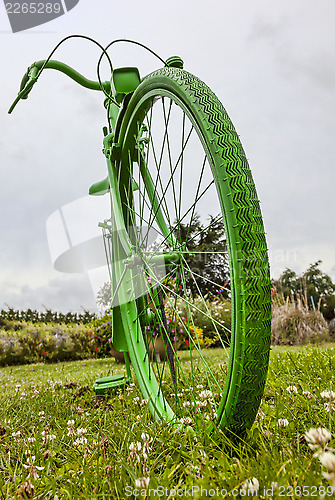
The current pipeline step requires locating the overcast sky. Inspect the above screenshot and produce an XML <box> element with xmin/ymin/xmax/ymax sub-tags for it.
<box><xmin>1</xmin><ymin>0</ymin><xmax>334</xmax><ymax>312</ymax></box>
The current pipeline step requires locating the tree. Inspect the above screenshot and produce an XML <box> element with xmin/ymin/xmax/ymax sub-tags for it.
<box><xmin>273</xmin><ymin>261</ymin><xmax>335</xmax><ymax>319</ymax></box>
<box><xmin>303</xmin><ymin>260</ymin><xmax>335</xmax><ymax>303</ymax></box>
<box><xmin>172</xmin><ymin>214</ymin><xmax>230</xmax><ymax>298</ymax></box>
<box><xmin>274</xmin><ymin>268</ymin><xmax>298</xmax><ymax>297</ymax></box>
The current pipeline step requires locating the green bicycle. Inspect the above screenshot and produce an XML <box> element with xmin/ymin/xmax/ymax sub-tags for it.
<box><xmin>9</xmin><ymin>36</ymin><xmax>271</xmax><ymax>437</ymax></box>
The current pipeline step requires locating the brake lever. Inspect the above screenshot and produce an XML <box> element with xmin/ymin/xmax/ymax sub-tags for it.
<box><xmin>8</xmin><ymin>78</ymin><xmax>38</xmax><ymax>114</ymax></box>
<box><xmin>8</xmin><ymin>64</ymin><xmax>40</xmax><ymax>114</ymax></box>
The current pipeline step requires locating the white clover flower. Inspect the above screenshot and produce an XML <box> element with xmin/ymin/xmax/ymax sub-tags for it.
<box><xmin>241</xmin><ymin>477</ymin><xmax>259</xmax><ymax>495</ymax></box>
<box><xmin>199</xmin><ymin>390</ymin><xmax>212</xmax><ymax>399</ymax></box>
<box><xmin>303</xmin><ymin>391</ymin><xmax>312</xmax><ymax>399</ymax></box>
<box><xmin>73</xmin><ymin>436</ymin><xmax>88</xmax><ymax>447</ymax></box>
<box><xmin>180</xmin><ymin>417</ymin><xmax>192</xmax><ymax>425</ymax></box>
<box><xmin>135</xmin><ymin>477</ymin><xmax>150</xmax><ymax>489</ymax></box>
<box><xmin>67</xmin><ymin>420</ymin><xmax>75</xmax><ymax>427</ymax></box>
<box><xmin>129</xmin><ymin>441</ymin><xmax>142</xmax><ymax>452</ymax></box>
<box><xmin>319</xmin><ymin>452</ymin><xmax>335</xmax><ymax>472</ymax></box>
<box><xmin>305</xmin><ymin>428</ymin><xmax>332</xmax><ymax>449</ymax></box>
<box><xmin>183</xmin><ymin>401</ymin><xmax>191</xmax><ymax>407</ymax></box>
<box><xmin>129</xmin><ymin>442</ymin><xmax>137</xmax><ymax>452</ymax></box>
<box><xmin>286</xmin><ymin>386</ymin><xmax>298</xmax><ymax>394</ymax></box>
<box><xmin>321</xmin><ymin>391</ymin><xmax>335</xmax><ymax>400</ymax></box>
<box><xmin>205</xmin><ymin>413</ymin><xmax>217</xmax><ymax>421</ymax></box>
<box><xmin>27</xmin><ymin>437</ymin><xmax>36</xmax><ymax>443</ymax></box>
<box><xmin>141</xmin><ymin>433</ymin><xmax>151</xmax><ymax>442</ymax></box>
<box><xmin>12</xmin><ymin>430</ymin><xmax>21</xmax><ymax>438</ymax></box>
<box><xmin>76</xmin><ymin>428</ymin><xmax>88</xmax><ymax>436</ymax></box>
<box><xmin>41</xmin><ymin>431</ymin><xmax>56</xmax><ymax>444</ymax></box>
<box><xmin>277</xmin><ymin>418</ymin><xmax>289</xmax><ymax>427</ymax></box>
<box><xmin>22</xmin><ymin>456</ymin><xmax>45</xmax><ymax>479</ymax></box>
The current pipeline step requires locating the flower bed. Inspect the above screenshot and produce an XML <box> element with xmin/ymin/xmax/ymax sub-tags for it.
<box><xmin>0</xmin><ymin>320</ymin><xmax>95</xmax><ymax>366</ymax></box>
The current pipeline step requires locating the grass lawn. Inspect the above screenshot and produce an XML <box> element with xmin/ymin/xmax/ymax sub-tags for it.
<box><xmin>0</xmin><ymin>344</ymin><xmax>334</xmax><ymax>498</ymax></box>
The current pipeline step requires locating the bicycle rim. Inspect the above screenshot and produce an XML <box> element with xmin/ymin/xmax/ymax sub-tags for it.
<box><xmin>113</xmin><ymin>67</ymin><xmax>271</xmax><ymax>435</ymax></box>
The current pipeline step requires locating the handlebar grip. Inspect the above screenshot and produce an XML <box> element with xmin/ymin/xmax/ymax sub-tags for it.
<box><xmin>20</xmin><ymin>64</ymin><xmax>39</xmax><ymax>99</ymax></box>
<box><xmin>8</xmin><ymin>64</ymin><xmax>40</xmax><ymax>113</ymax></box>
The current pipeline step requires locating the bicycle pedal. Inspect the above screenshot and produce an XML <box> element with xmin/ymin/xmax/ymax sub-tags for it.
<box><xmin>93</xmin><ymin>374</ymin><xmax>129</xmax><ymax>395</ymax></box>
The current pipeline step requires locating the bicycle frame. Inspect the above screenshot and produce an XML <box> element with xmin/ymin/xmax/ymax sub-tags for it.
<box><xmin>9</xmin><ymin>56</ymin><xmax>184</xmax><ymax>346</ymax></box>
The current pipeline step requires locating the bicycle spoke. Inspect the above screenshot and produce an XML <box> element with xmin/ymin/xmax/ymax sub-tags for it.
<box><xmin>187</xmin><ymin>214</ymin><xmax>225</xmax><ymax>246</ymax></box>
<box><xmin>145</xmin><ymin>99</ymin><xmax>174</xmax><ymax>234</ymax></box>
<box><xmin>184</xmin><ymin>154</ymin><xmax>207</xmax><ymax>243</ymax></box>
<box><xmin>143</xmin><ymin>123</ymin><xmax>195</xmax><ymax>244</ymax></box>
<box><xmin>150</xmin><ymin>178</ymin><xmax>215</xmax><ymax>253</ymax></box>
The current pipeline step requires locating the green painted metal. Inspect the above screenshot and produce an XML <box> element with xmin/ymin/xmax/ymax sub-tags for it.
<box><xmin>93</xmin><ymin>374</ymin><xmax>128</xmax><ymax>394</ymax></box>
<box><xmin>92</xmin><ymin>351</ymin><xmax>132</xmax><ymax>395</ymax></box>
<box><xmin>9</xmin><ymin>37</ymin><xmax>271</xmax><ymax>437</ymax></box>
<box><xmin>89</xmin><ymin>177</ymin><xmax>110</xmax><ymax>196</ymax></box>
<box><xmin>112</xmin><ymin>67</ymin><xmax>141</xmax><ymax>104</ymax></box>
<box><xmin>32</xmin><ymin>60</ymin><xmax>111</xmax><ymax>92</ymax></box>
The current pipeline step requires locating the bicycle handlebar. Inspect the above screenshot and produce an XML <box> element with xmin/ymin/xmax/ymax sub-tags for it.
<box><xmin>8</xmin><ymin>60</ymin><xmax>111</xmax><ymax>114</ymax></box>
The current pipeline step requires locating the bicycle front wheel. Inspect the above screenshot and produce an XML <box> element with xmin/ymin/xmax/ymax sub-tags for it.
<box><xmin>116</xmin><ymin>66</ymin><xmax>271</xmax><ymax>436</ymax></box>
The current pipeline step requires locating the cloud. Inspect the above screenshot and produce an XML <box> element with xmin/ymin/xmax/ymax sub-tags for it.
<box><xmin>247</xmin><ymin>5</ymin><xmax>335</xmax><ymax>93</ymax></box>
<box><xmin>0</xmin><ymin>274</ymin><xmax>98</xmax><ymax>313</ymax></box>
<box><xmin>1</xmin><ymin>0</ymin><xmax>335</xmax><ymax>312</ymax></box>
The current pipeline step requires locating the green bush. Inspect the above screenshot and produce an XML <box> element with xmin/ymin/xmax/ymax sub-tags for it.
<box><xmin>88</xmin><ymin>312</ymin><xmax>113</xmax><ymax>357</ymax></box>
<box><xmin>0</xmin><ymin>307</ymin><xmax>96</xmax><ymax>324</ymax></box>
<box><xmin>0</xmin><ymin>322</ymin><xmax>95</xmax><ymax>366</ymax></box>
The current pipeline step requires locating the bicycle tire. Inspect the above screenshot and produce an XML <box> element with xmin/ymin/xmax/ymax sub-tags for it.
<box><xmin>113</xmin><ymin>66</ymin><xmax>271</xmax><ymax>436</ymax></box>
